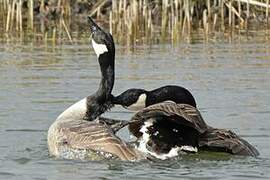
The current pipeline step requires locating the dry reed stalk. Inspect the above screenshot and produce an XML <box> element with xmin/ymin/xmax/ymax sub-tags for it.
<box><xmin>97</xmin><ymin>7</ymin><xmax>101</xmax><ymax>19</ymax></box>
<box><xmin>179</xmin><ymin>0</ymin><xmax>183</xmax><ymax>34</ymax></box>
<box><xmin>123</xmin><ymin>0</ymin><xmax>127</xmax><ymax>21</ymax></box>
<box><xmin>110</xmin><ymin>1</ymin><xmax>115</xmax><ymax>36</ymax></box>
<box><xmin>16</xmin><ymin>0</ymin><xmax>19</xmax><ymax>31</ymax></box>
<box><xmin>236</xmin><ymin>0</ymin><xmax>270</xmax><ymax>8</ymax></box>
<box><xmin>142</xmin><ymin>0</ymin><xmax>147</xmax><ymax>33</ymax></box>
<box><xmin>237</xmin><ymin>0</ymin><xmax>244</xmax><ymax>27</ymax></box>
<box><xmin>64</xmin><ymin>0</ymin><xmax>71</xmax><ymax>17</ymax></box>
<box><xmin>238</xmin><ymin>0</ymin><xmax>241</xmax><ymax>17</ymax></box>
<box><xmin>40</xmin><ymin>0</ymin><xmax>45</xmax><ymax>13</ymax></box>
<box><xmin>57</xmin><ymin>0</ymin><xmax>61</xmax><ymax>10</ymax></box>
<box><xmin>232</xmin><ymin>4</ymin><xmax>235</xmax><ymax>30</ymax></box>
<box><xmin>170</xmin><ymin>0</ymin><xmax>174</xmax><ymax>43</ymax></box>
<box><xmin>146</xmin><ymin>7</ymin><xmax>152</xmax><ymax>43</ymax></box>
<box><xmin>0</xmin><ymin>2</ymin><xmax>3</xmax><ymax>28</ymax></box>
<box><xmin>161</xmin><ymin>0</ymin><xmax>168</xmax><ymax>40</ymax></box>
<box><xmin>246</xmin><ymin>0</ymin><xmax>250</xmax><ymax>27</ymax></box>
<box><xmin>225</xmin><ymin>2</ymin><xmax>245</xmax><ymax>24</ymax></box>
<box><xmin>220</xmin><ymin>0</ymin><xmax>225</xmax><ymax>30</ymax></box>
<box><xmin>182</xmin><ymin>15</ymin><xmax>186</xmax><ymax>35</ymax></box>
<box><xmin>28</xmin><ymin>0</ymin><xmax>33</xmax><ymax>30</ymax></box>
<box><xmin>117</xmin><ymin>0</ymin><xmax>123</xmax><ymax>43</ymax></box>
<box><xmin>174</xmin><ymin>0</ymin><xmax>180</xmax><ymax>42</ymax></box>
<box><xmin>127</xmin><ymin>7</ymin><xmax>133</xmax><ymax>45</ymax></box>
<box><xmin>213</xmin><ymin>13</ymin><xmax>217</xmax><ymax>30</ymax></box>
<box><xmin>10</xmin><ymin>0</ymin><xmax>16</xmax><ymax>31</ymax></box>
<box><xmin>2</xmin><ymin>0</ymin><xmax>7</xmax><ymax>11</ymax></box>
<box><xmin>186</xmin><ymin>0</ymin><xmax>191</xmax><ymax>34</ymax></box>
<box><xmin>90</xmin><ymin>0</ymin><xmax>108</xmax><ymax>16</ymax></box>
<box><xmin>185</xmin><ymin>0</ymin><xmax>190</xmax><ymax>34</ymax></box>
<box><xmin>229</xmin><ymin>1</ymin><xmax>232</xmax><ymax>27</ymax></box>
<box><xmin>5</xmin><ymin>2</ymin><xmax>11</xmax><ymax>32</ymax></box>
<box><xmin>203</xmin><ymin>9</ymin><xmax>208</xmax><ymax>34</ymax></box>
<box><xmin>19</xmin><ymin>0</ymin><xmax>22</xmax><ymax>31</ymax></box>
<box><xmin>40</xmin><ymin>0</ymin><xmax>45</xmax><ymax>33</ymax></box>
<box><xmin>52</xmin><ymin>27</ymin><xmax>56</xmax><ymax>42</ymax></box>
<box><xmin>174</xmin><ymin>0</ymin><xmax>179</xmax><ymax>22</ymax></box>
<box><xmin>58</xmin><ymin>16</ymin><xmax>62</xmax><ymax>42</ymax></box>
<box><xmin>132</xmin><ymin>0</ymin><xmax>138</xmax><ymax>41</ymax></box>
<box><xmin>119</xmin><ymin>0</ymin><xmax>122</xmax><ymax>15</ymax></box>
<box><xmin>207</xmin><ymin>0</ymin><xmax>211</xmax><ymax>19</ymax></box>
<box><xmin>141</xmin><ymin>0</ymin><xmax>146</xmax><ymax>33</ymax></box>
<box><xmin>267</xmin><ymin>0</ymin><xmax>269</xmax><ymax>22</ymax></box>
<box><xmin>172</xmin><ymin>16</ymin><xmax>179</xmax><ymax>44</ymax></box>
<box><xmin>61</xmin><ymin>18</ymin><xmax>73</xmax><ymax>43</ymax></box>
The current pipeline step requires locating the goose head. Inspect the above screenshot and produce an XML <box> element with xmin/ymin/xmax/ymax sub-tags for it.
<box><xmin>88</xmin><ymin>16</ymin><xmax>115</xmax><ymax>60</ymax></box>
<box><xmin>113</xmin><ymin>89</ymin><xmax>148</xmax><ymax>111</ymax></box>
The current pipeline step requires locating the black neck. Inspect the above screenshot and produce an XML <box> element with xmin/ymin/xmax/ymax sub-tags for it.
<box><xmin>95</xmin><ymin>51</ymin><xmax>115</xmax><ymax>102</ymax></box>
<box><xmin>146</xmin><ymin>86</ymin><xmax>197</xmax><ymax>107</ymax></box>
<box><xmin>85</xmin><ymin>51</ymin><xmax>115</xmax><ymax>121</ymax></box>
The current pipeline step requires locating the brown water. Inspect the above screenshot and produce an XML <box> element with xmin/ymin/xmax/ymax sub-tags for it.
<box><xmin>0</xmin><ymin>33</ymin><xmax>270</xmax><ymax>179</ymax></box>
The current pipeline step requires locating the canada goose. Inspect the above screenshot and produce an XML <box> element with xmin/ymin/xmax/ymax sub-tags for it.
<box><xmin>47</xmin><ymin>17</ymin><xmax>143</xmax><ymax>161</ymax></box>
<box><xmin>47</xmin><ymin>17</ymin><xmax>258</xmax><ymax>161</ymax></box>
<box><xmin>128</xmin><ymin>102</ymin><xmax>207</xmax><ymax>159</ymax></box>
<box><xmin>127</xmin><ymin>101</ymin><xmax>259</xmax><ymax>157</ymax></box>
<box><xmin>113</xmin><ymin>85</ymin><xmax>197</xmax><ymax>111</ymax></box>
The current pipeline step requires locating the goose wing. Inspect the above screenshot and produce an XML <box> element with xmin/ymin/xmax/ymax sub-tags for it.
<box><xmin>199</xmin><ymin>127</ymin><xmax>259</xmax><ymax>157</ymax></box>
<box><xmin>98</xmin><ymin>116</ymin><xmax>129</xmax><ymax>133</ymax></box>
<box><xmin>58</xmin><ymin>118</ymin><xmax>139</xmax><ymax>161</ymax></box>
<box><xmin>129</xmin><ymin>102</ymin><xmax>208</xmax><ymax>138</ymax></box>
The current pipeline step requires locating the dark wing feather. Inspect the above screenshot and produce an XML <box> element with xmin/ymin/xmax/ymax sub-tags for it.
<box><xmin>129</xmin><ymin>102</ymin><xmax>208</xmax><ymax>138</ymax></box>
<box><xmin>59</xmin><ymin>119</ymin><xmax>139</xmax><ymax>161</ymax></box>
<box><xmin>199</xmin><ymin>127</ymin><xmax>259</xmax><ymax>157</ymax></box>
<box><xmin>98</xmin><ymin>116</ymin><xmax>129</xmax><ymax>133</ymax></box>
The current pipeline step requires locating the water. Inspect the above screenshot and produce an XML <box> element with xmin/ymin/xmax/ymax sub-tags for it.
<box><xmin>0</xmin><ymin>34</ymin><xmax>270</xmax><ymax>179</ymax></box>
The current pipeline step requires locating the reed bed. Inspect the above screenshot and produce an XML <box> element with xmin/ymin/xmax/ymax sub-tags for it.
<box><xmin>0</xmin><ymin>0</ymin><xmax>73</xmax><ymax>42</ymax></box>
<box><xmin>109</xmin><ymin>0</ymin><xmax>270</xmax><ymax>44</ymax></box>
<box><xmin>0</xmin><ymin>0</ymin><xmax>270</xmax><ymax>44</ymax></box>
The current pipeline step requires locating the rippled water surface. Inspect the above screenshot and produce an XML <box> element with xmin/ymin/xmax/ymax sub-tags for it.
<box><xmin>0</xmin><ymin>34</ymin><xmax>270</xmax><ymax>179</ymax></box>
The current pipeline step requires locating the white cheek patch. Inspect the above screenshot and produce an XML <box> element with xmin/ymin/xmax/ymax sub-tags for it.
<box><xmin>92</xmin><ymin>39</ymin><xmax>108</xmax><ymax>57</ymax></box>
<box><xmin>125</xmin><ymin>93</ymin><xmax>146</xmax><ymax>111</ymax></box>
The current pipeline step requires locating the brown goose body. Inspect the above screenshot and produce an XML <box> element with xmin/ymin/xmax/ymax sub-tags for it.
<box><xmin>129</xmin><ymin>102</ymin><xmax>259</xmax><ymax>157</ymax></box>
<box><xmin>47</xmin><ymin>17</ymin><xmax>144</xmax><ymax>161</ymax></box>
<box><xmin>47</xmin><ymin>107</ymin><xmax>142</xmax><ymax>161</ymax></box>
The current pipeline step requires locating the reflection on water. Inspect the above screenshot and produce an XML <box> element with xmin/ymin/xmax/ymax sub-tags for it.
<box><xmin>0</xmin><ymin>34</ymin><xmax>270</xmax><ymax>179</ymax></box>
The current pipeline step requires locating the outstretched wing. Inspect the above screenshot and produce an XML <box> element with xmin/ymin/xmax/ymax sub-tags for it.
<box><xmin>129</xmin><ymin>102</ymin><xmax>208</xmax><ymax>138</ymax></box>
<box><xmin>199</xmin><ymin>127</ymin><xmax>259</xmax><ymax>157</ymax></box>
<box><xmin>58</xmin><ymin>118</ymin><xmax>139</xmax><ymax>161</ymax></box>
